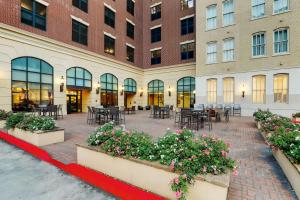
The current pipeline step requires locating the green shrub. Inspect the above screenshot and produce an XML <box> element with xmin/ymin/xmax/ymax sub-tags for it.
<box><xmin>0</xmin><ymin>109</ymin><xmax>10</xmax><ymax>120</ymax></box>
<box><xmin>5</xmin><ymin>113</ymin><xmax>25</xmax><ymax>129</ymax></box>
<box><xmin>293</xmin><ymin>113</ymin><xmax>300</xmax><ymax>118</ymax></box>
<box><xmin>87</xmin><ymin>123</ymin><xmax>237</xmax><ymax>200</ymax></box>
<box><xmin>16</xmin><ymin>115</ymin><xmax>55</xmax><ymax>132</ymax></box>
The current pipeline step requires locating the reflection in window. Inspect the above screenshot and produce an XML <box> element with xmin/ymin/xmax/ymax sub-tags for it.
<box><xmin>177</xmin><ymin>77</ymin><xmax>195</xmax><ymax>108</ymax></box>
<box><xmin>67</xmin><ymin>67</ymin><xmax>92</xmax><ymax>89</ymax></box>
<box><xmin>223</xmin><ymin>77</ymin><xmax>234</xmax><ymax>104</ymax></box>
<box><xmin>252</xmin><ymin>75</ymin><xmax>266</xmax><ymax>104</ymax></box>
<box><xmin>124</xmin><ymin>78</ymin><xmax>137</xmax><ymax>93</ymax></box>
<box><xmin>207</xmin><ymin>79</ymin><xmax>217</xmax><ymax>104</ymax></box>
<box><xmin>148</xmin><ymin>80</ymin><xmax>164</xmax><ymax>107</ymax></box>
<box><xmin>101</xmin><ymin>73</ymin><xmax>118</xmax><ymax>106</ymax></box>
<box><xmin>12</xmin><ymin>57</ymin><xmax>53</xmax><ymax>111</ymax></box>
<box><xmin>274</xmin><ymin>74</ymin><xmax>288</xmax><ymax>103</ymax></box>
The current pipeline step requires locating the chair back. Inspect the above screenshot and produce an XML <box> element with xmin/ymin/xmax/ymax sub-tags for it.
<box><xmin>194</xmin><ymin>104</ymin><xmax>204</xmax><ymax>111</ymax></box>
<box><xmin>216</xmin><ymin>104</ymin><xmax>223</xmax><ymax>110</ymax></box>
<box><xmin>233</xmin><ymin>104</ymin><xmax>241</xmax><ymax>110</ymax></box>
<box><xmin>206</xmin><ymin>104</ymin><xmax>214</xmax><ymax>109</ymax></box>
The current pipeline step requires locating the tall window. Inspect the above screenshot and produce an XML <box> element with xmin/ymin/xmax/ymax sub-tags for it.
<box><xmin>273</xmin><ymin>0</ymin><xmax>289</xmax><ymax>14</ymax></box>
<box><xmin>223</xmin><ymin>38</ymin><xmax>234</xmax><ymax>61</ymax></box>
<box><xmin>100</xmin><ymin>73</ymin><xmax>118</xmax><ymax>106</ymax></box>
<box><xmin>223</xmin><ymin>77</ymin><xmax>234</xmax><ymax>104</ymax></box>
<box><xmin>252</xmin><ymin>75</ymin><xmax>266</xmax><ymax>104</ymax></box>
<box><xmin>207</xmin><ymin>79</ymin><xmax>217</xmax><ymax>104</ymax></box>
<box><xmin>21</xmin><ymin>0</ymin><xmax>47</xmax><ymax>31</ymax></box>
<box><xmin>12</xmin><ymin>57</ymin><xmax>53</xmax><ymax>112</ymax></box>
<box><xmin>252</xmin><ymin>0</ymin><xmax>265</xmax><ymax>18</ymax></box>
<box><xmin>223</xmin><ymin>0</ymin><xmax>234</xmax><ymax>26</ymax></box>
<box><xmin>181</xmin><ymin>17</ymin><xmax>194</xmax><ymax>35</ymax></box>
<box><xmin>207</xmin><ymin>42</ymin><xmax>217</xmax><ymax>64</ymax></box>
<box><xmin>73</xmin><ymin>0</ymin><xmax>88</xmax><ymax>12</ymax></box>
<box><xmin>206</xmin><ymin>5</ymin><xmax>217</xmax><ymax>30</ymax></box>
<box><xmin>181</xmin><ymin>0</ymin><xmax>194</xmax><ymax>10</ymax></box>
<box><xmin>181</xmin><ymin>42</ymin><xmax>195</xmax><ymax>60</ymax></box>
<box><xmin>104</xmin><ymin>35</ymin><xmax>115</xmax><ymax>55</ymax></box>
<box><xmin>66</xmin><ymin>67</ymin><xmax>92</xmax><ymax>89</ymax></box>
<box><xmin>126</xmin><ymin>45</ymin><xmax>134</xmax><ymax>63</ymax></box>
<box><xmin>151</xmin><ymin>49</ymin><xmax>161</xmax><ymax>65</ymax></box>
<box><xmin>127</xmin><ymin>0</ymin><xmax>135</xmax><ymax>15</ymax></box>
<box><xmin>252</xmin><ymin>32</ymin><xmax>266</xmax><ymax>57</ymax></box>
<box><xmin>274</xmin><ymin>28</ymin><xmax>288</xmax><ymax>54</ymax></box>
<box><xmin>177</xmin><ymin>77</ymin><xmax>195</xmax><ymax>108</ymax></box>
<box><xmin>274</xmin><ymin>74</ymin><xmax>289</xmax><ymax>103</ymax></box>
<box><xmin>72</xmin><ymin>19</ymin><xmax>88</xmax><ymax>45</ymax></box>
<box><xmin>104</xmin><ymin>6</ymin><xmax>115</xmax><ymax>28</ymax></box>
<box><xmin>124</xmin><ymin>78</ymin><xmax>137</xmax><ymax>94</ymax></box>
<box><xmin>148</xmin><ymin>80</ymin><xmax>164</xmax><ymax>107</ymax></box>
<box><xmin>151</xmin><ymin>4</ymin><xmax>161</xmax><ymax>21</ymax></box>
<box><xmin>151</xmin><ymin>27</ymin><xmax>161</xmax><ymax>43</ymax></box>
<box><xmin>127</xmin><ymin>21</ymin><xmax>135</xmax><ymax>39</ymax></box>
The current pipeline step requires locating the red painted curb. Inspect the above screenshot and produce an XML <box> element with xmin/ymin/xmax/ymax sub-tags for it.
<box><xmin>0</xmin><ymin>131</ymin><xmax>165</xmax><ymax>200</ymax></box>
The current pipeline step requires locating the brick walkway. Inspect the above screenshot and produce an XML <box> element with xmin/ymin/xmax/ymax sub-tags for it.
<box><xmin>42</xmin><ymin>111</ymin><xmax>298</xmax><ymax>200</ymax></box>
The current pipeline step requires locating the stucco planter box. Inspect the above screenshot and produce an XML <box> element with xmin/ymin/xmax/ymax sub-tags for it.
<box><xmin>8</xmin><ymin>128</ymin><xmax>64</xmax><ymax>147</ymax></box>
<box><xmin>77</xmin><ymin>145</ymin><xmax>230</xmax><ymax>200</ymax></box>
<box><xmin>272</xmin><ymin>149</ymin><xmax>300</xmax><ymax>199</ymax></box>
<box><xmin>256</xmin><ymin>121</ymin><xmax>261</xmax><ymax>129</ymax></box>
<box><xmin>292</xmin><ymin>117</ymin><xmax>300</xmax><ymax>122</ymax></box>
<box><xmin>0</xmin><ymin>120</ymin><xmax>6</xmax><ymax>129</ymax></box>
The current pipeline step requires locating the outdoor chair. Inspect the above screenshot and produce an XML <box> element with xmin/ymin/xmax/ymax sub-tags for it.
<box><xmin>174</xmin><ymin>108</ymin><xmax>181</xmax><ymax>126</ymax></box>
<box><xmin>194</xmin><ymin>104</ymin><xmax>205</xmax><ymax>111</ymax></box>
<box><xmin>224</xmin><ymin>105</ymin><xmax>232</xmax><ymax>116</ymax></box>
<box><xmin>206</xmin><ymin>104</ymin><xmax>214</xmax><ymax>110</ymax></box>
<box><xmin>169</xmin><ymin>105</ymin><xmax>174</xmax><ymax>119</ymax></box>
<box><xmin>48</xmin><ymin>105</ymin><xmax>58</xmax><ymax>120</ymax></box>
<box><xmin>180</xmin><ymin>109</ymin><xmax>192</xmax><ymax>129</ymax></box>
<box><xmin>87</xmin><ymin>106</ymin><xmax>95</xmax><ymax>124</ymax></box>
<box><xmin>149</xmin><ymin>105</ymin><xmax>155</xmax><ymax>118</ymax></box>
<box><xmin>216</xmin><ymin>104</ymin><xmax>223</xmax><ymax>110</ymax></box>
<box><xmin>131</xmin><ymin>106</ymin><xmax>136</xmax><ymax>114</ymax></box>
<box><xmin>233</xmin><ymin>104</ymin><xmax>242</xmax><ymax>117</ymax></box>
<box><xmin>203</xmin><ymin>111</ymin><xmax>212</xmax><ymax>131</ymax></box>
<box><xmin>224</xmin><ymin>109</ymin><xmax>230</xmax><ymax>122</ymax></box>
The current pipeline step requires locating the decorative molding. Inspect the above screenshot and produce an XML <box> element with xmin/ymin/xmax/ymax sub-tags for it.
<box><xmin>71</xmin><ymin>15</ymin><xmax>90</xmax><ymax>26</ymax></box>
<box><xmin>150</xmin><ymin>24</ymin><xmax>162</xmax><ymax>30</ymax></box>
<box><xmin>35</xmin><ymin>0</ymin><xmax>49</xmax><ymax>6</ymax></box>
<box><xmin>103</xmin><ymin>31</ymin><xmax>116</xmax><ymax>39</ymax></box>
<box><xmin>126</xmin><ymin>43</ymin><xmax>135</xmax><ymax>49</ymax></box>
<box><xmin>150</xmin><ymin>47</ymin><xmax>162</xmax><ymax>51</ymax></box>
<box><xmin>150</xmin><ymin>2</ymin><xmax>162</xmax><ymax>8</ymax></box>
<box><xmin>180</xmin><ymin>14</ymin><xmax>195</xmax><ymax>20</ymax></box>
<box><xmin>180</xmin><ymin>40</ymin><xmax>195</xmax><ymax>45</ymax></box>
<box><xmin>126</xmin><ymin>18</ymin><xmax>135</xmax><ymax>26</ymax></box>
<box><xmin>104</xmin><ymin>3</ymin><xmax>116</xmax><ymax>13</ymax></box>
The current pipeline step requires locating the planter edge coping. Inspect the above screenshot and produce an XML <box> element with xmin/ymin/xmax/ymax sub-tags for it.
<box><xmin>76</xmin><ymin>144</ymin><xmax>231</xmax><ymax>188</ymax></box>
<box><xmin>10</xmin><ymin>127</ymin><xmax>64</xmax><ymax>134</ymax></box>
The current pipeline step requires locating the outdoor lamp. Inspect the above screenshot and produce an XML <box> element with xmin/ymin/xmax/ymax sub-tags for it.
<box><xmin>120</xmin><ymin>85</ymin><xmax>124</xmax><ymax>96</ymax></box>
<box><xmin>241</xmin><ymin>84</ymin><xmax>246</xmax><ymax>98</ymax></box>
<box><xmin>96</xmin><ymin>82</ymin><xmax>100</xmax><ymax>94</ymax></box>
<box><xmin>60</xmin><ymin>76</ymin><xmax>64</xmax><ymax>92</ymax></box>
<box><xmin>168</xmin><ymin>86</ymin><xmax>171</xmax><ymax>97</ymax></box>
<box><xmin>193</xmin><ymin>90</ymin><xmax>196</xmax><ymax>95</ymax></box>
<box><xmin>140</xmin><ymin>88</ymin><xmax>144</xmax><ymax>97</ymax></box>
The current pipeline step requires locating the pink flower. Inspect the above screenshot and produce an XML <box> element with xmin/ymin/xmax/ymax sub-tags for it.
<box><xmin>176</xmin><ymin>130</ymin><xmax>183</xmax><ymax>134</ymax></box>
<box><xmin>233</xmin><ymin>168</ymin><xmax>238</xmax><ymax>176</ymax></box>
<box><xmin>174</xmin><ymin>177</ymin><xmax>179</xmax><ymax>185</ymax></box>
<box><xmin>202</xmin><ymin>166</ymin><xmax>207</xmax><ymax>173</ymax></box>
<box><xmin>221</xmin><ymin>150</ymin><xmax>228</xmax><ymax>157</ymax></box>
<box><xmin>175</xmin><ymin>190</ymin><xmax>182</xmax><ymax>199</ymax></box>
<box><xmin>170</xmin><ymin>160</ymin><xmax>175</xmax><ymax>171</ymax></box>
<box><xmin>204</xmin><ymin>149</ymin><xmax>210</xmax><ymax>155</ymax></box>
<box><xmin>182</xmin><ymin>174</ymin><xmax>187</xmax><ymax>179</ymax></box>
<box><xmin>202</xmin><ymin>133</ymin><xmax>207</xmax><ymax>138</ymax></box>
<box><xmin>226</xmin><ymin>143</ymin><xmax>232</xmax><ymax>148</ymax></box>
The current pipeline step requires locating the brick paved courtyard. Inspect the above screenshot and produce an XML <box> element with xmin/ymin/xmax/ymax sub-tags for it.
<box><xmin>42</xmin><ymin>111</ymin><xmax>298</xmax><ymax>200</ymax></box>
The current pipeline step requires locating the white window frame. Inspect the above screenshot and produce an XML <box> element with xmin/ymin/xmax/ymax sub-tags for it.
<box><xmin>222</xmin><ymin>0</ymin><xmax>234</xmax><ymax>27</ymax></box>
<box><xmin>273</xmin><ymin>28</ymin><xmax>289</xmax><ymax>55</ymax></box>
<box><xmin>251</xmin><ymin>0</ymin><xmax>265</xmax><ymax>19</ymax></box>
<box><xmin>206</xmin><ymin>4</ymin><xmax>217</xmax><ymax>30</ymax></box>
<box><xmin>252</xmin><ymin>32</ymin><xmax>266</xmax><ymax>57</ymax></box>
<box><xmin>223</xmin><ymin>77</ymin><xmax>235</xmax><ymax>104</ymax></box>
<box><xmin>273</xmin><ymin>73</ymin><xmax>289</xmax><ymax>104</ymax></box>
<box><xmin>273</xmin><ymin>0</ymin><xmax>289</xmax><ymax>14</ymax></box>
<box><xmin>206</xmin><ymin>41</ymin><xmax>217</xmax><ymax>64</ymax></box>
<box><xmin>252</xmin><ymin>75</ymin><xmax>266</xmax><ymax>104</ymax></box>
<box><xmin>223</xmin><ymin>38</ymin><xmax>235</xmax><ymax>62</ymax></box>
<box><xmin>207</xmin><ymin>79</ymin><xmax>217</xmax><ymax>104</ymax></box>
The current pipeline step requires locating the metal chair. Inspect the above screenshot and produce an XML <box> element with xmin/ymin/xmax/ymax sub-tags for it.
<box><xmin>233</xmin><ymin>104</ymin><xmax>241</xmax><ymax>116</ymax></box>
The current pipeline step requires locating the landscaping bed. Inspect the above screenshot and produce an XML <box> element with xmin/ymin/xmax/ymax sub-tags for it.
<box><xmin>78</xmin><ymin>122</ymin><xmax>237</xmax><ymax>200</ymax></box>
<box><xmin>254</xmin><ymin>110</ymin><xmax>300</xmax><ymax>198</ymax></box>
<box><xmin>0</xmin><ymin>109</ymin><xmax>10</xmax><ymax>129</ymax></box>
<box><xmin>5</xmin><ymin>113</ymin><xmax>64</xmax><ymax>146</ymax></box>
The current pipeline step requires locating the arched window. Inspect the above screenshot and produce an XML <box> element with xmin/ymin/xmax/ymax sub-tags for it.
<box><xmin>274</xmin><ymin>73</ymin><xmax>289</xmax><ymax>103</ymax></box>
<box><xmin>124</xmin><ymin>78</ymin><xmax>137</xmax><ymax>93</ymax></box>
<box><xmin>100</xmin><ymin>73</ymin><xmax>118</xmax><ymax>106</ymax></box>
<box><xmin>177</xmin><ymin>77</ymin><xmax>195</xmax><ymax>108</ymax></box>
<box><xmin>66</xmin><ymin>67</ymin><xmax>92</xmax><ymax>89</ymax></box>
<box><xmin>12</xmin><ymin>57</ymin><xmax>54</xmax><ymax>111</ymax></box>
<box><xmin>148</xmin><ymin>80</ymin><xmax>164</xmax><ymax>107</ymax></box>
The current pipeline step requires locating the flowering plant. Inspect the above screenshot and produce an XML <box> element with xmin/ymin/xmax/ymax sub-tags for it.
<box><xmin>87</xmin><ymin>123</ymin><xmax>237</xmax><ymax>199</ymax></box>
<box><xmin>0</xmin><ymin>109</ymin><xmax>10</xmax><ymax>120</ymax></box>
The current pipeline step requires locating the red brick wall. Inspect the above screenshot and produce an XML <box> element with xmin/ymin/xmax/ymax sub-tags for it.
<box><xmin>0</xmin><ymin>0</ymin><xmax>195</xmax><ymax>69</ymax></box>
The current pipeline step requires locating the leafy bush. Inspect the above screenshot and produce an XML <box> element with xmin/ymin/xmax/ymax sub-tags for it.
<box><xmin>253</xmin><ymin>110</ymin><xmax>273</xmax><ymax>122</ymax></box>
<box><xmin>0</xmin><ymin>109</ymin><xmax>10</xmax><ymax>120</ymax></box>
<box><xmin>5</xmin><ymin>113</ymin><xmax>25</xmax><ymax>129</ymax></box>
<box><xmin>15</xmin><ymin>115</ymin><xmax>55</xmax><ymax>132</ymax></box>
<box><xmin>87</xmin><ymin>123</ymin><xmax>237</xmax><ymax>200</ymax></box>
<box><xmin>293</xmin><ymin>113</ymin><xmax>300</xmax><ymax>118</ymax></box>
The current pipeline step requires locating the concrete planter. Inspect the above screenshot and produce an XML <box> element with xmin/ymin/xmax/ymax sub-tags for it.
<box><xmin>8</xmin><ymin>128</ymin><xmax>64</xmax><ymax>146</ymax></box>
<box><xmin>256</xmin><ymin>121</ymin><xmax>261</xmax><ymax>129</ymax></box>
<box><xmin>292</xmin><ymin>117</ymin><xmax>300</xmax><ymax>122</ymax></box>
<box><xmin>77</xmin><ymin>145</ymin><xmax>230</xmax><ymax>200</ymax></box>
<box><xmin>272</xmin><ymin>149</ymin><xmax>300</xmax><ymax>199</ymax></box>
<box><xmin>0</xmin><ymin>120</ymin><xmax>5</xmax><ymax>129</ymax></box>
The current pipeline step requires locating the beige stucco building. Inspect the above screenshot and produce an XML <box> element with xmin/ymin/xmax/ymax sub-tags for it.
<box><xmin>196</xmin><ymin>0</ymin><xmax>300</xmax><ymax>116</ymax></box>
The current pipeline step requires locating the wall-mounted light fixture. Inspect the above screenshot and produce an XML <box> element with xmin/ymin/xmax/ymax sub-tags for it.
<box><xmin>60</xmin><ymin>76</ymin><xmax>64</xmax><ymax>92</ymax></box>
<box><xmin>96</xmin><ymin>81</ymin><xmax>101</xmax><ymax>94</ymax></box>
<box><xmin>120</xmin><ymin>85</ymin><xmax>124</xmax><ymax>96</ymax></box>
<box><xmin>193</xmin><ymin>90</ymin><xmax>196</xmax><ymax>95</ymax></box>
<box><xmin>241</xmin><ymin>84</ymin><xmax>246</xmax><ymax>98</ymax></box>
<box><xmin>168</xmin><ymin>86</ymin><xmax>171</xmax><ymax>97</ymax></box>
<box><xmin>140</xmin><ymin>88</ymin><xmax>144</xmax><ymax>97</ymax></box>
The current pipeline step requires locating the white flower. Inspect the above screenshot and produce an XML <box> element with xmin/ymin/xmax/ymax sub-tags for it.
<box><xmin>161</xmin><ymin>155</ymin><xmax>165</xmax><ymax>159</ymax></box>
<box><xmin>166</xmin><ymin>128</ymin><xmax>170</xmax><ymax>131</ymax></box>
<box><xmin>295</xmin><ymin>136</ymin><xmax>300</xmax><ymax>141</ymax></box>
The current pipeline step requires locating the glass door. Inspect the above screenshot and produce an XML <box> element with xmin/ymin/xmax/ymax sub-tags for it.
<box><xmin>66</xmin><ymin>90</ymin><xmax>82</xmax><ymax>114</ymax></box>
